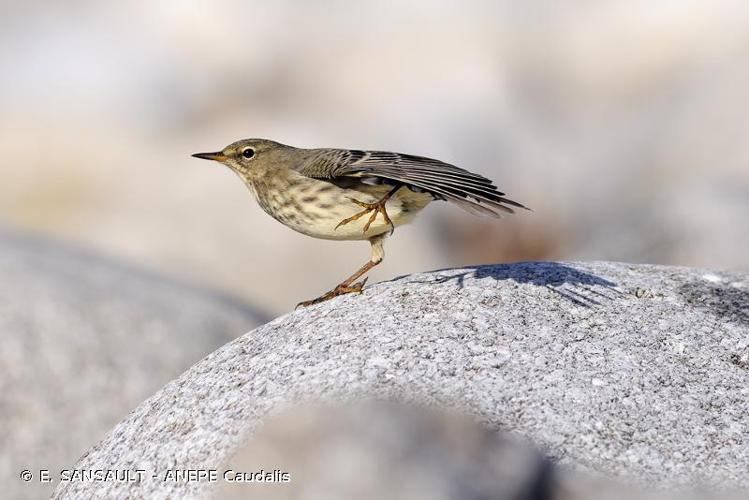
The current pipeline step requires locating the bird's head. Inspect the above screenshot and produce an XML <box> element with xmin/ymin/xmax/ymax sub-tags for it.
<box><xmin>192</xmin><ymin>138</ymin><xmax>290</xmax><ymax>175</ymax></box>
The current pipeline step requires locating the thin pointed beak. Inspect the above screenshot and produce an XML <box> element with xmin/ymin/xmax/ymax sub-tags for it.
<box><xmin>191</xmin><ymin>151</ymin><xmax>228</xmax><ymax>162</ymax></box>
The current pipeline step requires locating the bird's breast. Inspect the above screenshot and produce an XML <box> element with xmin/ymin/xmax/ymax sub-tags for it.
<box><xmin>246</xmin><ymin>173</ymin><xmax>431</xmax><ymax>241</ymax></box>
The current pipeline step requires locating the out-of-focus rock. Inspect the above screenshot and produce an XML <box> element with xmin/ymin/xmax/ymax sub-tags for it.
<box><xmin>222</xmin><ymin>403</ymin><xmax>749</xmax><ymax>500</ymax></box>
<box><xmin>0</xmin><ymin>229</ymin><xmax>266</xmax><ymax>500</ymax></box>
<box><xmin>53</xmin><ymin>261</ymin><xmax>749</xmax><ymax>499</ymax></box>
<box><xmin>219</xmin><ymin>402</ymin><xmax>551</xmax><ymax>500</ymax></box>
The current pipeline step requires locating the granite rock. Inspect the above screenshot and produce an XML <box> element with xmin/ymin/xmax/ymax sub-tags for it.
<box><xmin>53</xmin><ymin>261</ymin><xmax>749</xmax><ymax>499</ymax></box>
<box><xmin>0</xmin><ymin>230</ymin><xmax>266</xmax><ymax>500</ymax></box>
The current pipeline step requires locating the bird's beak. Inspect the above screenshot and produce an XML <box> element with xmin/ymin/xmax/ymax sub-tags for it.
<box><xmin>191</xmin><ymin>151</ymin><xmax>228</xmax><ymax>162</ymax></box>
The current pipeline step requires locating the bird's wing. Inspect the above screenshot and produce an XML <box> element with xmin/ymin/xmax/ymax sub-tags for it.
<box><xmin>296</xmin><ymin>149</ymin><xmax>527</xmax><ymax>217</ymax></box>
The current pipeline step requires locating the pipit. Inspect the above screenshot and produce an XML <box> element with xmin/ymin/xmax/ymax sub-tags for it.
<box><xmin>193</xmin><ymin>139</ymin><xmax>527</xmax><ymax>307</ymax></box>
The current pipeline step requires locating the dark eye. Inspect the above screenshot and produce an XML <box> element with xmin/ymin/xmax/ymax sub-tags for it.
<box><xmin>241</xmin><ymin>148</ymin><xmax>255</xmax><ymax>159</ymax></box>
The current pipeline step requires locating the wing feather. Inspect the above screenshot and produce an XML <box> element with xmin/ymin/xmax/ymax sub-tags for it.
<box><xmin>297</xmin><ymin>149</ymin><xmax>527</xmax><ymax>217</ymax></box>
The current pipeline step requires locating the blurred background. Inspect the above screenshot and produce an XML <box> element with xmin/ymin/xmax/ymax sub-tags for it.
<box><xmin>3</xmin><ymin>1</ymin><xmax>749</xmax><ymax>498</ymax></box>
<box><xmin>2</xmin><ymin>0</ymin><xmax>748</xmax><ymax>315</ymax></box>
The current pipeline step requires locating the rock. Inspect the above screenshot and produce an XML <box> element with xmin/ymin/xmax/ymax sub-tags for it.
<box><xmin>0</xmin><ymin>230</ymin><xmax>267</xmax><ymax>500</ymax></box>
<box><xmin>219</xmin><ymin>402</ymin><xmax>748</xmax><ymax>500</ymax></box>
<box><xmin>218</xmin><ymin>402</ymin><xmax>552</xmax><ymax>500</ymax></box>
<box><xmin>53</xmin><ymin>261</ymin><xmax>749</xmax><ymax>499</ymax></box>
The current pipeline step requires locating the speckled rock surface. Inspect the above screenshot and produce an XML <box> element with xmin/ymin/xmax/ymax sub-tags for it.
<box><xmin>53</xmin><ymin>261</ymin><xmax>749</xmax><ymax>500</ymax></box>
<box><xmin>0</xmin><ymin>230</ymin><xmax>266</xmax><ymax>500</ymax></box>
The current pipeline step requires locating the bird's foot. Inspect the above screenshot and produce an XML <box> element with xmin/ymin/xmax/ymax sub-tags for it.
<box><xmin>334</xmin><ymin>197</ymin><xmax>394</xmax><ymax>235</ymax></box>
<box><xmin>296</xmin><ymin>278</ymin><xmax>368</xmax><ymax>309</ymax></box>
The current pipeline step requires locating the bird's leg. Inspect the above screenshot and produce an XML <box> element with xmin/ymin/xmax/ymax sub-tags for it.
<box><xmin>296</xmin><ymin>236</ymin><xmax>386</xmax><ymax>308</ymax></box>
<box><xmin>335</xmin><ymin>184</ymin><xmax>402</xmax><ymax>235</ymax></box>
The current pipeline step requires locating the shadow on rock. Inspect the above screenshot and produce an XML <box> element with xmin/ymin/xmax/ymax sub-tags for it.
<box><xmin>395</xmin><ymin>262</ymin><xmax>621</xmax><ymax>307</ymax></box>
<box><xmin>678</xmin><ymin>280</ymin><xmax>749</xmax><ymax>327</ymax></box>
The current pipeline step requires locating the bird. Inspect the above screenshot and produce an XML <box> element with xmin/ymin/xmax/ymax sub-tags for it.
<box><xmin>192</xmin><ymin>138</ymin><xmax>528</xmax><ymax>307</ymax></box>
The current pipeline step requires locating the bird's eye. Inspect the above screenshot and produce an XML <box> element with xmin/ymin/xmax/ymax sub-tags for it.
<box><xmin>241</xmin><ymin>148</ymin><xmax>255</xmax><ymax>159</ymax></box>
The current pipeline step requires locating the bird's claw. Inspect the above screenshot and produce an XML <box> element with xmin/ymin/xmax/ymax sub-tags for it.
<box><xmin>334</xmin><ymin>197</ymin><xmax>394</xmax><ymax>235</ymax></box>
<box><xmin>296</xmin><ymin>278</ymin><xmax>368</xmax><ymax>309</ymax></box>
